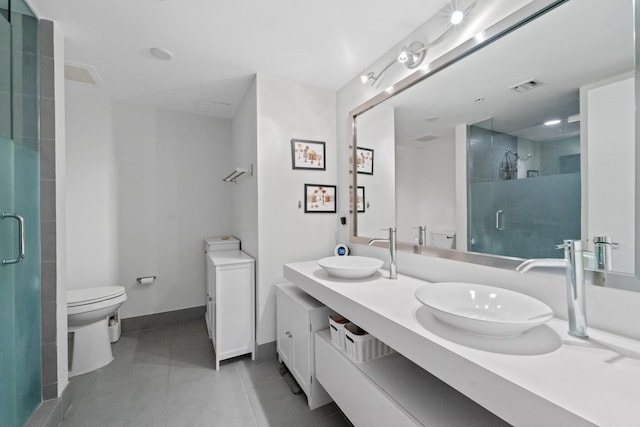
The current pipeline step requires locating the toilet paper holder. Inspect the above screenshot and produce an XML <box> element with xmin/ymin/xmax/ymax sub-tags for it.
<box><xmin>136</xmin><ymin>276</ymin><xmax>156</xmax><ymax>285</ymax></box>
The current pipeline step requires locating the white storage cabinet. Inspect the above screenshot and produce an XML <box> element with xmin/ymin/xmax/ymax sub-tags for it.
<box><xmin>205</xmin><ymin>237</ymin><xmax>255</xmax><ymax>370</ymax></box>
<box><xmin>276</xmin><ymin>282</ymin><xmax>332</xmax><ymax>409</ymax></box>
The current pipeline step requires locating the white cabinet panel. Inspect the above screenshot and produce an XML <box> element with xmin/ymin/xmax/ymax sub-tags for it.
<box><xmin>276</xmin><ymin>282</ymin><xmax>332</xmax><ymax>410</ymax></box>
<box><xmin>206</xmin><ymin>250</ymin><xmax>255</xmax><ymax>370</ymax></box>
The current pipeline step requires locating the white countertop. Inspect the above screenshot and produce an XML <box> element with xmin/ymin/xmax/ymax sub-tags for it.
<box><xmin>284</xmin><ymin>260</ymin><xmax>640</xmax><ymax>427</ymax></box>
<box><xmin>206</xmin><ymin>250</ymin><xmax>254</xmax><ymax>266</ymax></box>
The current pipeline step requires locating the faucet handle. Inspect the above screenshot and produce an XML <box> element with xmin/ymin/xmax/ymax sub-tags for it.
<box><xmin>555</xmin><ymin>240</ymin><xmax>583</xmax><ymax>251</ymax></box>
<box><xmin>593</xmin><ymin>236</ymin><xmax>619</xmax><ymax>248</ymax></box>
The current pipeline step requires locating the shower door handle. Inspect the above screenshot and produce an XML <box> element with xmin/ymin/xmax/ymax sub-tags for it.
<box><xmin>495</xmin><ymin>210</ymin><xmax>504</xmax><ymax>231</ymax></box>
<box><xmin>2</xmin><ymin>213</ymin><xmax>25</xmax><ymax>265</ymax></box>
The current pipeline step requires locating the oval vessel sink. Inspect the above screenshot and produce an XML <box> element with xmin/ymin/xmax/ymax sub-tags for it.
<box><xmin>415</xmin><ymin>282</ymin><xmax>553</xmax><ymax>337</ymax></box>
<box><xmin>317</xmin><ymin>256</ymin><xmax>383</xmax><ymax>279</ymax></box>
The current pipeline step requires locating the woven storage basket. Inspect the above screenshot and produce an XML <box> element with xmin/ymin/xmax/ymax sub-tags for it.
<box><xmin>329</xmin><ymin>313</ymin><xmax>349</xmax><ymax>349</ymax></box>
<box><xmin>344</xmin><ymin>323</ymin><xmax>394</xmax><ymax>362</ymax></box>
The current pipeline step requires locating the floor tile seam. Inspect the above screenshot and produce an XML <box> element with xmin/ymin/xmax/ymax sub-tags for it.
<box><xmin>235</xmin><ymin>365</ymin><xmax>260</xmax><ymax>427</ymax></box>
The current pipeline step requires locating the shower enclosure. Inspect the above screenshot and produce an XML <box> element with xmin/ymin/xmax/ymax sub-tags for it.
<box><xmin>0</xmin><ymin>1</ymin><xmax>42</xmax><ymax>426</ymax></box>
<box><xmin>467</xmin><ymin>123</ymin><xmax>581</xmax><ymax>259</ymax></box>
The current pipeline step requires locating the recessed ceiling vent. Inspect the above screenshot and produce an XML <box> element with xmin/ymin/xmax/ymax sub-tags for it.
<box><xmin>414</xmin><ymin>134</ymin><xmax>439</xmax><ymax>143</ymax></box>
<box><xmin>510</xmin><ymin>79</ymin><xmax>544</xmax><ymax>93</ymax></box>
<box><xmin>64</xmin><ymin>61</ymin><xmax>102</xmax><ymax>86</ymax></box>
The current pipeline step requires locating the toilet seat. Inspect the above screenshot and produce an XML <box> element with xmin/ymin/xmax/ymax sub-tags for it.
<box><xmin>68</xmin><ymin>286</ymin><xmax>125</xmax><ymax>307</ymax></box>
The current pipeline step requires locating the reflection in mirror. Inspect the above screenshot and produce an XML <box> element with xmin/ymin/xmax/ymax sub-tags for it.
<box><xmin>352</xmin><ymin>0</ymin><xmax>636</xmax><ymax>276</ymax></box>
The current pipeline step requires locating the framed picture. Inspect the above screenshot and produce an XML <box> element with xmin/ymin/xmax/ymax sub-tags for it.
<box><xmin>291</xmin><ymin>139</ymin><xmax>326</xmax><ymax>170</ymax></box>
<box><xmin>356</xmin><ymin>147</ymin><xmax>374</xmax><ymax>175</ymax></box>
<box><xmin>356</xmin><ymin>186</ymin><xmax>365</xmax><ymax>213</ymax></box>
<box><xmin>304</xmin><ymin>184</ymin><xmax>336</xmax><ymax>213</ymax></box>
<box><xmin>527</xmin><ymin>170</ymin><xmax>539</xmax><ymax>178</ymax></box>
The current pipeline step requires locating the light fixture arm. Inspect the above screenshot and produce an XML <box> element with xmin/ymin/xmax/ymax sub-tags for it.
<box><xmin>360</xmin><ymin>2</ymin><xmax>475</xmax><ymax>86</ymax></box>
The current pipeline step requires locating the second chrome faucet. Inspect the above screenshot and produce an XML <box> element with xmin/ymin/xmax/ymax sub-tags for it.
<box><xmin>368</xmin><ymin>227</ymin><xmax>397</xmax><ymax>279</ymax></box>
<box><xmin>517</xmin><ymin>240</ymin><xmax>588</xmax><ymax>338</ymax></box>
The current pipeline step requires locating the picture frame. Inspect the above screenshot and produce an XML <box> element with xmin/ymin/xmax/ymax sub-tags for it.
<box><xmin>356</xmin><ymin>147</ymin><xmax>374</xmax><ymax>175</ymax></box>
<box><xmin>356</xmin><ymin>186</ymin><xmax>365</xmax><ymax>213</ymax></box>
<box><xmin>304</xmin><ymin>184</ymin><xmax>336</xmax><ymax>213</ymax></box>
<box><xmin>291</xmin><ymin>139</ymin><xmax>326</xmax><ymax>170</ymax></box>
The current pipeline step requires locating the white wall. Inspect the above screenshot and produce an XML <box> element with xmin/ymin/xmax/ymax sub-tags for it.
<box><xmin>356</xmin><ymin>105</ymin><xmax>395</xmax><ymax>237</ymax></box>
<box><xmin>231</xmin><ymin>78</ymin><xmax>258</xmax><ymax>259</ymax></box>
<box><xmin>396</xmin><ymin>136</ymin><xmax>456</xmax><ymax>244</ymax></box>
<box><xmin>583</xmin><ymin>75</ymin><xmax>635</xmax><ymax>273</ymax></box>
<box><xmin>65</xmin><ymin>89</ymin><xmax>119</xmax><ymax>289</ymax></box>
<box><xmin>254</xmin><ymin>74</ymin><xmax>337</xmax><ymax>344</ymax></box>
<box><xmin>66</xmin><ymin>92</ymin><xmax>233</xmax><ymax>318</ymax></box>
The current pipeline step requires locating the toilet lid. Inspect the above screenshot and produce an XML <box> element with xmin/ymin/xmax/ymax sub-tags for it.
<box><xmin>67</xmin><ymin>286</ymin><xmax>125</xmax><ymax>307</ymax></box>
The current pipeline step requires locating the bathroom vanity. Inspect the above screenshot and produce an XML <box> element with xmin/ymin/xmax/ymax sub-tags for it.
<box><xmin>284</xmin><ymin>260</ymin><xmax>640</xmax><ymax>427</ymax></box>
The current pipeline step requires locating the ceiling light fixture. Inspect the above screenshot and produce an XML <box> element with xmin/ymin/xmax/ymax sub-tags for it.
<box><xmin>450</xmin><ymin>10</ymin><xmax>465</xmax><ymax>25</ymax></box>
<box><xmin>149</xmin><ymin>47</ymin><xmax>174</xmax><ymax>60</ymax></box>
<box><xmin>360</xmin><ymin>2</ymin><xmax>475</xmax><ymax>86</ymax></box>
<box><xmin>544</xmin><ymin>119</ymin><xmax>562</xmax><ymax>126</ymax></box>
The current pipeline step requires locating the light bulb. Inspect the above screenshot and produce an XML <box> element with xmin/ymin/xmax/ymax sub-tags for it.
<box><xmin>360</xmin><ymin>73</ymin><xmax>374</xmax><ymax>85</ymax></box>
<box><xmin>397</xmin><ymin>49</ymin><xmax>409</xmax><ymax>64</ymax></box>
<box><xmin>450</xmin><ymin>10</ymin><xmax>464</xmax><ymax>25</ymax></box>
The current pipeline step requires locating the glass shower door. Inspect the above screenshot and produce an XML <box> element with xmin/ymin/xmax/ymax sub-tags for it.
<box><xmin>0</xmin><ymin>2</ymin><xmax>42</xmax><ymax>426</ymax></box>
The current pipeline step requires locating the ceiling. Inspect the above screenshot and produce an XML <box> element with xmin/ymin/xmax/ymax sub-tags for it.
<box><xmin>28</xmin><ymin>0</ymin><xmax>450</xmax><ymax>119</ymax></box>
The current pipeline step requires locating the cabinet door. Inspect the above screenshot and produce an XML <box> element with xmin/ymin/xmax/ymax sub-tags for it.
<box><xmin>217</xmin><ymin>264</ymin><xmax>253</xmax><ymax>355</ymax></box>
<box><xmin>290</xmin><ymin>301</ymin><xmax>311</xmax><ymax>395</ymax></box>
<box><xmin>276</xmin><ymin>289</ymin><xmax>292</xmax><ymax>366</ymax></box>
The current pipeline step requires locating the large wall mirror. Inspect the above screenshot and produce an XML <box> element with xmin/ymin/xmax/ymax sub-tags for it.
<box><xmin>351</xmin><ymin>0</ymin><xmax>639</xmax><ymax>290</ymax></box>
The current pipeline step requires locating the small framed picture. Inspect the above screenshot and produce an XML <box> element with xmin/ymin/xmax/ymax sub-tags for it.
<box><xmin>356</xmin><ymin>147</ymin><xmax>374</xmax><ymax>175</ymax></box>
<box><xmin>304</xmin><ymin>184</ymin><xmax>336</xmax><ymax>213</ymax></box>
<box><xmin>356</xmin><ymin>186</ymin><xmax>365</xmax><ymax>213</ymax></box>
<box><xmin>291</xmin><ymin>139</ymin><xmax>326</xmax><ymax>170</ymax></box>
<box><xmin>527</xmin><ymin>170</ymin><xmax>539</xmax><ymax>178</ymax></box>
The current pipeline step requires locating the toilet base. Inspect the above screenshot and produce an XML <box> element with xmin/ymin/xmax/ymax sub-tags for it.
<box><xmin>69</xmin><ymin>317</ymin><xmax>114</xmax><ymax>377</ymax></box>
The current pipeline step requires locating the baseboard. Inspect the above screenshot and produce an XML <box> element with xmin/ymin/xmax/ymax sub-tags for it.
<box><xmin>25</xmin><ymin>383</ymin><xmax>70</xmax><ymax>427</ymax></box>
<box><xmin>121</xmin><ymin>306</ymin><xmax>206</xmax><ymax>333</ymax></box>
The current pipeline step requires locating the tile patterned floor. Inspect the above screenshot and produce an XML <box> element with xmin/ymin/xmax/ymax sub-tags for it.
<box><xmin>62</xmin><ymin>320</ymin><xmax>352</xmax><ymax>427</ymax></box>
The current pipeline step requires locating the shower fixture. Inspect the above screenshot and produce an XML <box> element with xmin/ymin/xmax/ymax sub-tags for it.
<box><xmin>360</xmin><ymin>2</ymin><xmax>475</xmax><ymax>86</ymax></box>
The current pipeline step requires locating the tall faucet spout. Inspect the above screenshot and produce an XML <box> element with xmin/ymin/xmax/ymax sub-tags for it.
<box><xmin>368</xmin><ymin>227</ymin><xmax>397</xmax><ymax>279</ymax></box>
<box><xmin>516</xmin><ymin>258</ymin><xmax>568</xmax><ymax>273</ymax></box>
<box><xmin>516</xmin><ymin>240</ymin><xmax>588</xmax><ymax>339</ymax></box>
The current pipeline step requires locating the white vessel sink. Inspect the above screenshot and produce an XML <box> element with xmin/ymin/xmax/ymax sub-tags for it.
<box><xmin>317</xmin><ymin>256</ymin><xmax>383</xmax><ymax>279</ymax></box>
<box><xmin>415</xmin><ymin>282</ymin><xmax>553</xmax><ymax>337</ymax></box>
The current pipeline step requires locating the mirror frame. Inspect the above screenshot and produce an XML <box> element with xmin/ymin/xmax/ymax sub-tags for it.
<box><xmin>350</xmin><ymin>0</ymin><xmax>640</xmax><ymax>292</ymax></box>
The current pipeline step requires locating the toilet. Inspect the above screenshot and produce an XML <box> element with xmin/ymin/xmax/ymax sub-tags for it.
<box><xmin>67</xmin><ymin>286</ymin><xmax>127</xmax><ymax>377</ymax></box>
<box><xmin>430</xmin><ymin>231</ymin><xmax>456</xmax><ymax>249</ymax></box>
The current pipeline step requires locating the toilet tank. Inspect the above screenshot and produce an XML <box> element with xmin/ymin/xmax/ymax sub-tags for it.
<box><xmin>204</xmin><ymin>236</ymin><xmax>240</xmax><ymax>252</ymax></box>
<box><xmin>430</xmin><ymin>231</ymin><xmax>456</xmax><ymax>249</ymax></box>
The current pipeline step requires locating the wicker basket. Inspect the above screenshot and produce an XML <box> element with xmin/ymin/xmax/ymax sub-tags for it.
<box><xmin>329</xmin><ymin>313</ymin><xmax>349</xmax><ymax>349</ymax></box>
<box><xmin>344</xmin><ymin>323</ymin><xmax>394</xmax><ymax>362</ymax></box>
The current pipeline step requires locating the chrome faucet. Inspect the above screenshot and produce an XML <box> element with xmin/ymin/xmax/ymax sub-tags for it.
<box><xmin>516</xmin><ymin>240</ymin><xmax>588</xmax><ymax>338</ymax></box>
<box><xmin>413</xmin><ymin>225</ymin><xmax>427</xmax><ymax>246</ymax></box>
<box><xmin>368</xmin><ymin>227</ymin><xmax>397</xmax><ymax>279</ymax></box>
<box><xmin>592</xmin><ymin>236</ymin><xmax>617</xmax><ymax>271</ymax></box>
